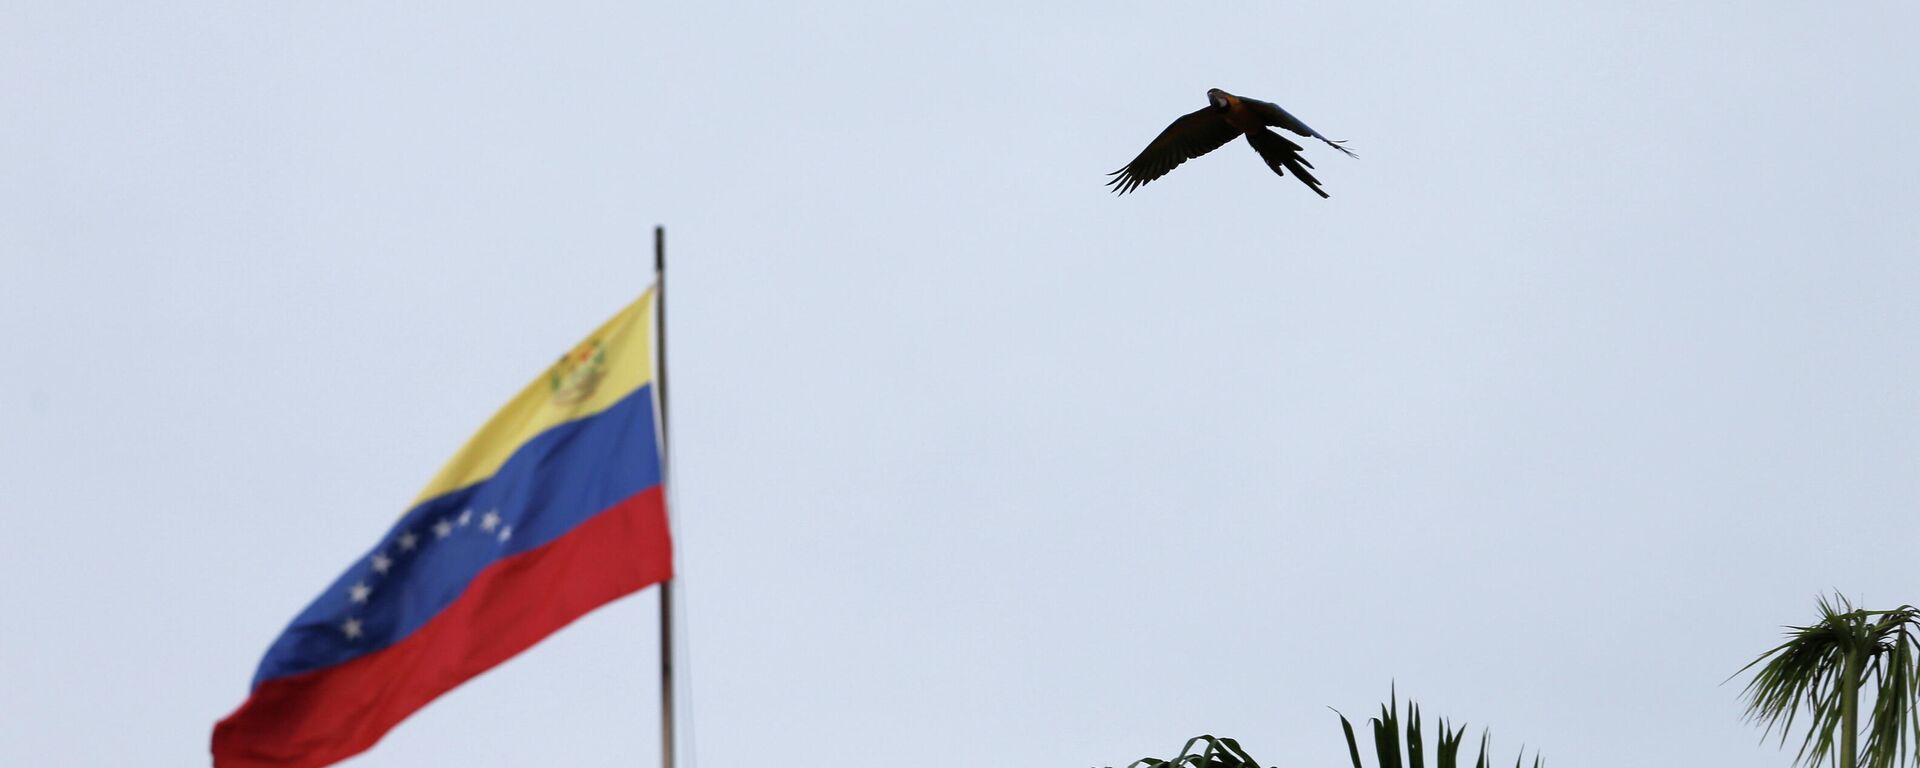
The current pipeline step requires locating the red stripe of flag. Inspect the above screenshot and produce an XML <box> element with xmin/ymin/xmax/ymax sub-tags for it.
<box><xmin>212</xmin><ymin>487</ymin><xmax>672</xmax><ymax>768</ymax></box>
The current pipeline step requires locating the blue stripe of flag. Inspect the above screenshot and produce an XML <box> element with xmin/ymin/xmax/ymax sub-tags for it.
<box><xmin>251</xmin><ymin>384</ymin><xmax>661</xmax><ymax>687</ymax></box>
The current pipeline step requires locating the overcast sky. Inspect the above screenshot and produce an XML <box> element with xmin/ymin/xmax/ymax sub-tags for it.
<box><xmin>4</xmin><ymin>2</ymin><xmax>1919</xmax><ymax>766</ymax></box>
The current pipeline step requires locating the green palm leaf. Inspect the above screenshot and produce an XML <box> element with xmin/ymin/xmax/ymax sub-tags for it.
<box><xmin>1737</xmin><ymin>595</ymin><xmax>1920</xmax><ymax>768</ymax></box>
<box><xmin>1108</xmin><ymin>691</ymin><xmax>1540</xmax><ymax>768</ymax></box>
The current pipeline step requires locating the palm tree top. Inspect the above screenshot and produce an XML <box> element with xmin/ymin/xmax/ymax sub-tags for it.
<box><xmin>1737</xmin><ymin>595</ymin><xmax>1920</xmax><ymax>768</ymax></box>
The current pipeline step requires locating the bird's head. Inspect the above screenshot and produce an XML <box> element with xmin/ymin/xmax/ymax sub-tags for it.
<box><xmin>1206</xmin><ymin>88</ymin><xmax>1233</xmax><ymax>109</ymax></box>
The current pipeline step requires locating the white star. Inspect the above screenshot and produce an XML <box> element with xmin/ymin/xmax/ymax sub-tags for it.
<box><xmin>342</xmin><ymin>617</ymin><xmax>363</xmax><ymax>640</ymax></box>
<box><xmin>498</xmin><ymin>525</ymin><xmax>512</xmax><ymax>543</ymax></box>
<box><xmin>370</xmin><ymin>553</ymin><xmax>392</xmax><ymax>575</ymax></box>
<box><xmin>480</xmin><ymin>510</ymin><xmax>501</xmax><ymax>532</ymax></box>
<box><xmin>349</xmin><ymin>582</ymin><xmax>371</xmax><ymax>604</ymax></box>
<box><xmin>457</xmin><ymin>509</ymin><xmax>473</xmax><ymax>527</ymax></box>
<box><xmin>397</xmin><ymin>531</ymin><xmax>418</xmax><ymax>551</ymax></box>
<box><xmin>433</xmin><ymin>519</ymin><xmax>453</xmax><ymax>538</ymax></box>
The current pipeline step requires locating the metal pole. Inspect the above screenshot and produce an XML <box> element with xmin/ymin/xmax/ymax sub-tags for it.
<box><xmin>653</xmin><ymin>225</ymin><xmax>675</xmax><ymax>768</ymax></box>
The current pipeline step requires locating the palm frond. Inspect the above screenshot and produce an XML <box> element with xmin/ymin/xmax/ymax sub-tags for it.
<box><xmin>1344</xmin><ymin>692</ymin><xmax>1537</xmax><ymax>768</ymax></box>
<box><xmin>1737</xmin><ymin>594</ymin><xmax>1920</xmax><ymax>768</ymax></box>
<box><xmin>1105</xmin><ymin>690</ymin><xmax>1543</xmax><ymax>768</ymax></box>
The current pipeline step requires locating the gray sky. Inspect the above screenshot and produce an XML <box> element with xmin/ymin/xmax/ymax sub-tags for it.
<box><xmin>4</xmin><ymin>2</ymin><xmax>1918</xmax><ymax>766</ymax></box>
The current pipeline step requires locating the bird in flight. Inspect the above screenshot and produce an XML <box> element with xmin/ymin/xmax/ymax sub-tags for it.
<box><xmin>1107</xmin><ymin>88</ymin><xmax>1356</xmax><ymax>198</ymax></box>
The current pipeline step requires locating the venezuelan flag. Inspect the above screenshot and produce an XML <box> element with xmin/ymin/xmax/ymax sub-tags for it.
<box><xmin>213</xmin><ymin>289</ymin><xmax>672</xmax><ymax>768</ymax></box>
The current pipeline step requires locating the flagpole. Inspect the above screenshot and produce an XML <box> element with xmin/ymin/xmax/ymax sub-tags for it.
<box><xmin>653</xmin><ymin>225</ymin><xmax>676</xmax><ymax>768</ymax></box>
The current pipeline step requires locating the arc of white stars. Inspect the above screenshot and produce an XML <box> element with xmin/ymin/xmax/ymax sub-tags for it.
<box><xmin>341</xmin><ymin>507</ymin><xmax>527</xmax><ymax>644</ymax></box>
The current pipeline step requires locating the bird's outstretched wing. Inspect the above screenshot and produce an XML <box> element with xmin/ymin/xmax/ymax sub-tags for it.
<box><xmin>1106</xmin><ymin>107</ymin><xmax>1243</xmax><ymax>194</ymax></box>
<box><xmin>1242</xmin><ymin>98</ymin><xmax>1357</xmax><ymax>158</ymax></box>
<box><xmin>1245</xmin><ymin>126</ymin><xmax>1330</xmax><ymax>199</ymax></box>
